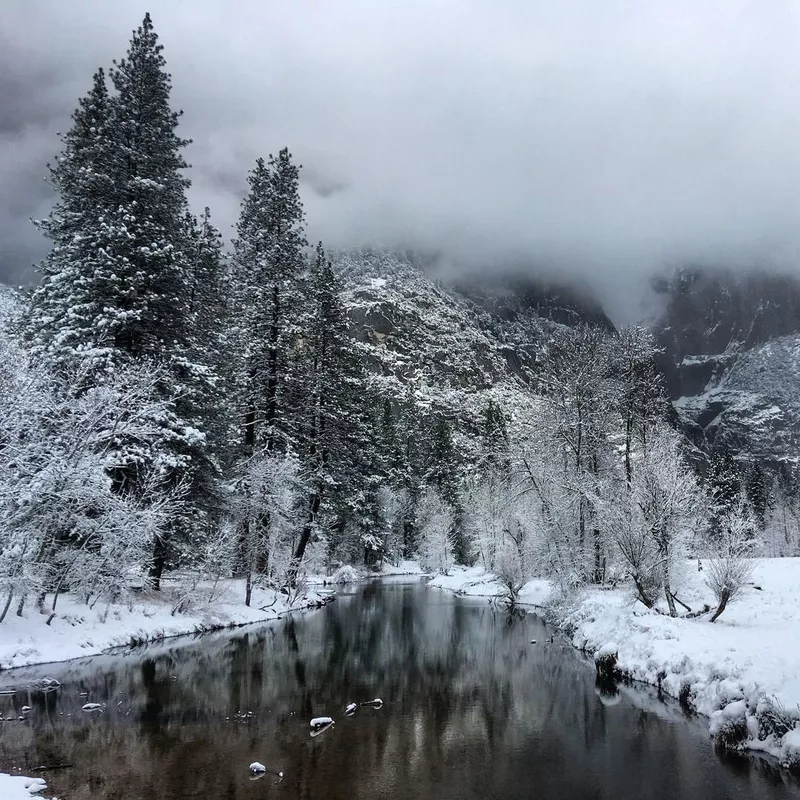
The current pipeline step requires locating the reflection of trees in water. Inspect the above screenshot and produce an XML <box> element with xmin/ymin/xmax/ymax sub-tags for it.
<box><xmin>0</xmin><ymin>585</ymin><xmax>787</xmax><ymax>800</ymax></box>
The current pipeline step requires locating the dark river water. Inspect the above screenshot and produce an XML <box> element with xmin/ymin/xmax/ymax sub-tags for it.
<box><xmin>1</xmin><ymin>579</ymin><xmax>799</xmax><ymax>800</ymax></box>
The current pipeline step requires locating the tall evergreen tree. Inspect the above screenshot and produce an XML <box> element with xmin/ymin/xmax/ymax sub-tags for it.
<box><xmin>481</xmin><ymin>398</ymin><xmax>510</xmax><ymax>471</ymax></box>
<box><xmin>613</xmin><ymin>326</ymin><xmax>668</xmax><ymax>484</ymax></box>
<box><xmin>25</xmin><ymin>68</ymin><xmax>117</xmax><ymax>371</ymax></box>
<box><xmin>289</xmin><ymin>244</ymin><xmax>369</xmax><ymax>579</ymax></box>
<box><xmin>25</xmin><ymin>15</ymin><xmax>222</xmax><ymax>587</ymax></box>
<box><xmin>231</xmin><ymin>151</ymin><xmax>307</xmax><ymax>455</ymax></box>
<box><xmin>184</xmin><ymin>208</ymin><xmax>231</xmax><ymax>455</ymax></box>
<box><xmin>424</xmin><ymin>414</ymin><xmax>470</xmax><ymax>564</ymax></box>
<box><xmin>104</xmin><ymin>12</ymin><xmax>192</xmax><ymax>362</ymax></box>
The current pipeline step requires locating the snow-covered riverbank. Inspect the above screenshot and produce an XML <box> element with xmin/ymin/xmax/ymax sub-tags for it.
<box><xmin>0</xmin><ymin>773</ymin><xmax>52</xmax><ymax>799</ymax></box>
<box><xmin>0</xmin><ymin>579</ymin><xmax>332</xmax><ymax>672</ymax></box>
<box><xmin>428</xmin><ymin>558</ymin><xmax>800</xmax><ymax>769</ymax></box>
<box><xmin>306</xmin><ymin>560</ymin><xmax>426</xmax><ymax>585</ymax></box>
<box><xmin>0</xmin><ymin>563</ymin><xmax>427</xmax><ymax>673</ymax></box>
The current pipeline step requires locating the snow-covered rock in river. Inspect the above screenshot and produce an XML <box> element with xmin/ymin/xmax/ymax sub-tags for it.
<box><xmin>310</xmin><ymin>716</ymin><xmax>334</xmax><ymax>727</ymax></box>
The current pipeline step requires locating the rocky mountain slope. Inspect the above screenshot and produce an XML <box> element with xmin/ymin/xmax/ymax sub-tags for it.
<box><xmin>656</xmin><ymin>268</ymin><xmax>800</xmax><ymax>463</ymax></box>
<box><xmin>334</xmin><ymin>250</ymin><xmax>616</xmax><ymax>443</ymax></box>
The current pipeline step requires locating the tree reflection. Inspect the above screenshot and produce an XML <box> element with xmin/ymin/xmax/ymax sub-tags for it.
<box><xmin>1</xmin><ymin>582</ymin><xmax>797</xmax><ymax>800</ymax></box>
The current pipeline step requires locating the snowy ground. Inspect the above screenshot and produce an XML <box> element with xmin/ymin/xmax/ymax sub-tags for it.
<box><xmin>0</xmin><ymin>773</ymin><xmax>52</xmax><ymax>799</ymax></box>
<box><xmin>0</xmin><ymin>578</ymin><xmax>331</xmax><ymax>672</ymax></box>
<box><xmin>306</xmin><ymin>559</ymin><xmax>426</xmax><ymax>585</ymax></box>
<box><xmin>428</xmin><ymin>559</ymin><xmax>800</xmax><ymax>769</ymax></box>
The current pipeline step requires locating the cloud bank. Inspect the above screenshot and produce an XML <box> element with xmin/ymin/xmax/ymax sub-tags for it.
<box><xmin>2</xmin><ymin>0</ymin><xmax>800</xmax><ymax>321</ymax></box>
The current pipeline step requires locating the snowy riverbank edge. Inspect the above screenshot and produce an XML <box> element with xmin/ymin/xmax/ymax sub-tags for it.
<box><xmin>0</xmin><ymin>579</ymin><xmax>334</xmax><ymax>674</ymax></box>
<box><xmin>0</xmin><ymin>562</ymin><xmax>426</xmax><ymax>674</ymax></box>
<box><xmin>305</xmin><ymin>559</ymin><xmax>428</xmax><ymax>586</ymax></box>
<box><xmin>428</xmin><ymin>560</ymin><xmax>800</xmax><ymax>770</ymax></box>
<box><xmin>0</xmin><ymin>773</ymin><xmax>52</xmax><ymax>800</ymax></box>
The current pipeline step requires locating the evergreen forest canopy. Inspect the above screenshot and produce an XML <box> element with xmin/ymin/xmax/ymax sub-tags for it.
<box><xmin>1</xmin><ymin>14</ymin><xmax>797</xmax><ymax>624</ymax></box>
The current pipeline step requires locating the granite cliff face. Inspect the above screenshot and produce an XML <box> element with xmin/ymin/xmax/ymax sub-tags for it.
<box><xmin>335</xmin><ymin>250</ymin><xmax>613</xmax><ymax>389</ymax></box>
<box><xmin>333</xmin><ymin>250</ymin><xmax>616</xmax><ymax>454</ymax></box>
<box><xmin>655</xmin><ymin>268</ymin><xmax>800</xmax><ymax>463</ymax></box>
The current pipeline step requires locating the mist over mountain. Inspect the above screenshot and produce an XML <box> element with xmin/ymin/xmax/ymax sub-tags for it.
<box><xmin>4</xmin><ymin>0</ymin><xmax>800</xmax><ymax>324</ymax></box>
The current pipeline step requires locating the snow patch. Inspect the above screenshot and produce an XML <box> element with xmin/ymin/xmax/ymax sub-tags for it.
<box><xmin>0</xmin><ymin>774</ymin><xmax>51</xmax><ymax>799</ymax></box>
<box><xmin>0</xmin><ymin>578</ymin><xmax>331</xmax><ymax>671</ymax></box>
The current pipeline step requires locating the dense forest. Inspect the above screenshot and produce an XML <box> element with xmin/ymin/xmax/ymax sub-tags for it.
<box><xmin>2</xmin><ymin>14</ymin><xmax>799</xmax><ymax>626</ymax></box>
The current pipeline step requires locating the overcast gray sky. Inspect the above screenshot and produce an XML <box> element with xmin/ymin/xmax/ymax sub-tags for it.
<box><xmin>2</xmin><ymin>0</ymin><xmax>800</xmax><ymax>321</ymax></box>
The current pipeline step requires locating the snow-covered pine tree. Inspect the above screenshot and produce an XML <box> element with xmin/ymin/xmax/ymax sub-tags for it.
<box><xmin>231</xmin><ymin>151</ymin><xmax>307</xmax><ymax>455</ymax></box>
<box><xmin>185</xmin><ymin>208</ymin><xmax>229</xmax><ymax>387</ymax></box>
<box><xmin>424</xmin><ymin>415</ymin><xmax>470</xmax><ymax>564</ymax></box>
<box><xmin>480</xmin><ymin>398</ymin><xmax>510</xmax><ymax>471</ymax></box>
<box><xmin>381</xmin><ymin>382</ymin><xmax>426</xmax><ymax>558</ymax></box>
<box><xmin>26</xmin><ymin>15</ymin><xmax>222</xmax><ymax>587</ymax></box>
<box><xmin>743</xmin><ymin>462</ymin><xmax>771</xmax><ymax>530</ymax></box>
<box><xmin>178</xmin><ymin>208</ymin><xmax>230</xmax><ymax>528</ymax></box>
<box><xmin>104</xmin><ymin>12</ymin><xmax>191</xmax><ymax>363</ymax></box>
<box><xmin>706</xmin><ymin>447</ymin><xmax>742</xmax><ymax>540</ymax></box>
<box><xmin>25</xmin><ymin>68</ymin><xmax>117</xmax><ymax>372</ymax></box>
<box><xmin>289</xmin><ymin>244</ymin><xmax>371</xmax><ymax>579</ymax></box>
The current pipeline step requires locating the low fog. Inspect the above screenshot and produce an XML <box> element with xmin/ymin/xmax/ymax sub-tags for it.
<box><xmin>2</xmin><ymin>0</ymin><xmax>800</xmax><ymax>321</ymax></box>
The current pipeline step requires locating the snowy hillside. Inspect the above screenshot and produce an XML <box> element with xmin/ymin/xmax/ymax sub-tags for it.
<box><xmin>335</xmin><ymin>250</ymin><xmax>544</xmax><ymax>444</ymax></box>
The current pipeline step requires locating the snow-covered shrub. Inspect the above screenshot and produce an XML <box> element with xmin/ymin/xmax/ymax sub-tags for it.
<box><xmin>781</xmin><ymin>727</ymin><xmax>800</xmax><ymax>769</ymax></box>
<box><xmin>755</xmin><ymin>696</ymin><xmax>797</xmax><ymax>744</ymax></box>
<box><xmin>710</xmin><ymin>699</ymin><xmax>749</xmax><ymax>749</ymax></box>
<box><xmin>331</xmin><ymin>565</ymin><xmax>360</xmax><ymax>584</ymax></box>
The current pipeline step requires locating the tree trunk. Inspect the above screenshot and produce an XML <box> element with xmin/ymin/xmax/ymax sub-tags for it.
<box><xmin>289</xmin><ymin>490</ymin><xmax>322</xmax><ymax>587</ymax></box>
<box><xmin>244</xmin><ymin>569</ymin><xmax>252</xmax><ymax>607</ymax></box>
<box><xmin>244</xmin><ymin>400</ymin><xmax>256</xmax><ymax>451</ymax></box>
<box><xmin>149</xmin><ymin>536</ymin><xmax>167</xmax><ymax>591</ymax></box>
<box><xmin>710</xmin><ymin>586</ymin><xmax>730</xmax><ymax>622</ymax></box>
<box><xmin>592</xmin><ymin>452</ymin><xmax>602</xmax><ymax>583</ymax></box>
<box><xmin>0</xmin><ymin>589</ymin><xmax>13</xmax><ymax>624</ymax></box>
<box><xmin>624</xmin><ymin>416</ymin><xmax>633</xmax><ymax>486</ymax></box>
<box><xmin>265</xmin><ymin>284</ymin><xmax>280</xmax><ymax>452</ymax></box>
<box><xmin>633</xmin><ymin>576</ymin><xmax>654</xmax><ymax>609</ymax></box>
<box><xmin>664</xmin><ymin>578</ymin><xmax>678</xmax><ymax>617</ymax></box>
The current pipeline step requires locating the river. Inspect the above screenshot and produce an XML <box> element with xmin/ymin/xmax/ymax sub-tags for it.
<box><xmin>0</xmin><ymin>579</ymin><xmax>798</xmax><ymax>799</ymax></box>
